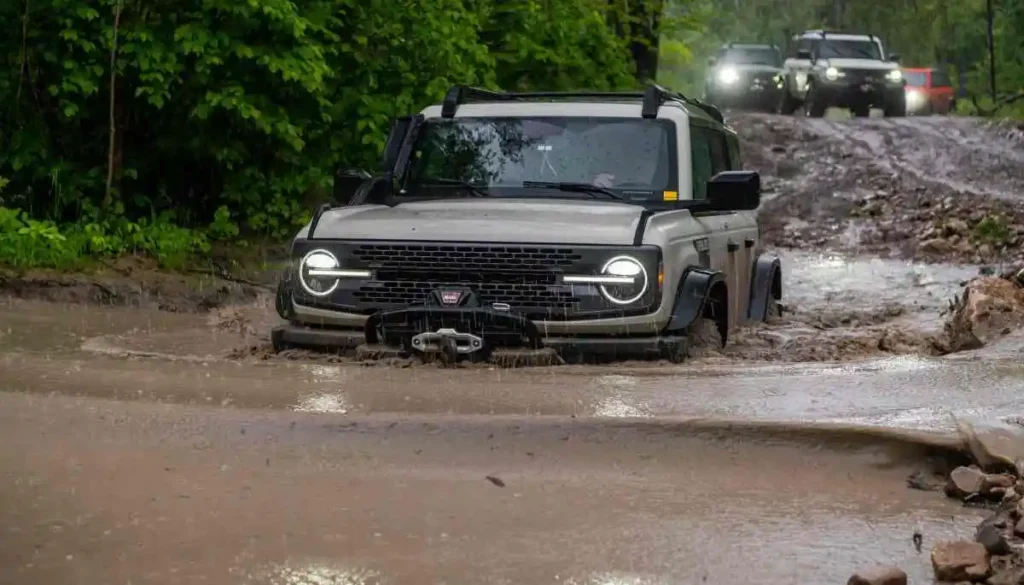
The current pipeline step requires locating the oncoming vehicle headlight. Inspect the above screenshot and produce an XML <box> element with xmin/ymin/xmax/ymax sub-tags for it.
<box><xmin>297</xmin><ymin>249</ymin><xmax>371</xmax><ymax>297</ymax></box>
<box><xmin>886</xmin><ymin>69</ymin><xmax>903</xmax><ymax>82</ymax></box>
<box><xmin>598</xmin><ymin>256</ymin><xmax>648</xmax><ymax>305</ymax></box>
<box><xmin>825</xmin><ymin>67</ymin><xmax>841</xmax><ymax>81</ymax></box>
<box><xmin>717</xmin><ymin>67</ymin><xmax>739</xmax><ymax>85</ymax></box>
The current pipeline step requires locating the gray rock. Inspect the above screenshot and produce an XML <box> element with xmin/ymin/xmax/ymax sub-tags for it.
<box><xmin>976</xmin><ymin>523</ymin><xmax>1012</xmax><ymax>555</ymax></box>
<box><xmin>947</xmin><ymin>466</ymin><xmax>987</xmax><ymax>498</ymax></box>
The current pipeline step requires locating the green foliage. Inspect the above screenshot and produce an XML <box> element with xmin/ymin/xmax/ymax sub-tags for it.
<box><xmin>0</xmin><ymin>204</ymin><xmax>209</xmax><ymax>269</ymax></box>
<box><xmin>974</xmin><ymin>214</ymin><xmax>1013</xmax><ymax>247</ymax></box>
<box><xmin>1</xmin><ymin>0</ymin><xmax>650</xmax><ymax>262</ymax></box>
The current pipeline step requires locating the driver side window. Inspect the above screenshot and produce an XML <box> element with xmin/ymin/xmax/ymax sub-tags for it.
<box><xmin>690</xmin><ymin>125</ymin><xmax>730</xmax><ymax>200</ymax></box>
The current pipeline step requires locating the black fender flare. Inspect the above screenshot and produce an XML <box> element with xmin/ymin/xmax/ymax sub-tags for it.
<box><xmin>275</xmin><ymin>267</ymin><xmax>296</xmax><ymax>321</ymax></box>
<box><xmin>664</xmin><ymin>267</ymin><xmax>728</xmax><ymax>344</ymax></box>
<box><xmin>747</xmin><ymin>253</ymin><xmax>782</xmax><ymax>322</ymax></box>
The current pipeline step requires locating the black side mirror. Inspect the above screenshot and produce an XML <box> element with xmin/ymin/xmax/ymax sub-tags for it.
<box><xmin>888</xmin><ymin>53</ymin><xmax>900</xmax><ymax>63</ymax></box>
<box><xmin>706</xmin><ymin>171</ymin><xmax>761</xmax><ymax>211</ymax></box>
<box><xmin>796</xmin><ymin>49</ymin><xmax>812</xmax><ymax>60</ymax></box>
<box><xmin>333</xmin><ymin>168</ymin><xmax>372</xmax><ymax>206</ymax></box>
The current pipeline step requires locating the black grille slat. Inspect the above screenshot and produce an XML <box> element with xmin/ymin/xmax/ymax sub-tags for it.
<box><xmin>354</xmin><ymin>281</ymin><xmax>578</xmax><ymax>308</ymax></box>
<box><xmin>352</xmin><ymin>244</ymin><xmax>581</xmax><ymax>272</ymax></box>
<box><xmin>350</xmin><ymin>243</ymin><xmax>585</xmax><ymax>311</ymax></box>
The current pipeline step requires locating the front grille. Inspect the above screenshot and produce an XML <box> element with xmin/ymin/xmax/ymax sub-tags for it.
<box><xmin>843</xmin><ymin>69</ymin><xmax>884</xmax><ymax>83</ymax></box>
<box><xmin>352</xmin><ymin>243</ymin><xmax>581</xmax><ymax>272</ymax></box>
<box><xmin>350</xmin><ymin>243</ymin><xmax>584</xmax><ymax>312</ymax></box>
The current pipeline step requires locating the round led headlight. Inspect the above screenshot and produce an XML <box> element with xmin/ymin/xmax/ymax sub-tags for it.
<box><xmin>717</xmin><ymin>67</ymin><xmax>739</xmax><ymax>85</ymax></box>
<box><xmin>886</xmin><ymin>69</ymin><xmax>903</xmax><ymax>82</ymax></box>
<box><xmin>825</xmin><ymin>66</ymin><xmax>840</xmax><ymax>81</ymax></box>
<box><xmin>599</xmin><ymin>256</ymin><xmax>648</xmax><ymax>305</ymax></box>
<box><xmin>299</xmin><ymin>249</ymin><xmax>340</xmax><ymax>297</ymax></box>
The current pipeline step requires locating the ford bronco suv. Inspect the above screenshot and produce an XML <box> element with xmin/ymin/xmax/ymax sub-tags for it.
<box><xmin>271</xmin><ymin>84</ymin><xmax>783</xmax><ymax>362</ymax></box>
<box><xmin>778</xmin><ymin>30</ymin><xmax>906</xmax><ymax>117</ymax></box>
<box><xmin>704</xmin><ymin>43</ymin><xmax>785</xmax><ymax>112</ymax></box>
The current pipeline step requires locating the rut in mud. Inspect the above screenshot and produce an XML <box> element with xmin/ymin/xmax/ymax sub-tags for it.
<box><xmin>733</xmin><ymin>112</ymin><xmax>1024</xmax><ymax>268</ymax></box>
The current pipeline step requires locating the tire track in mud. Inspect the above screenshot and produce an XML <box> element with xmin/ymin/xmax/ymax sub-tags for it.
<box><xmin>733</xmin><ymin>112</ymin><xmax>1024</xmax><ymax>269</ymax></box>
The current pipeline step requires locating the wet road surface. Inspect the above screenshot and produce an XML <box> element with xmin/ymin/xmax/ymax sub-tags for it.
<box><xmin>0</xmin><ymin>391</ymin><xmax>983</xmax><ymax>585</ymax></box>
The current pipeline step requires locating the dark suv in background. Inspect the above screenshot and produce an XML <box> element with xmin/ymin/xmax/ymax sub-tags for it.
<box><xmin>703</xmin><ymin>43</ymin><xmax>784</xmax><ymax>112</ymax></box>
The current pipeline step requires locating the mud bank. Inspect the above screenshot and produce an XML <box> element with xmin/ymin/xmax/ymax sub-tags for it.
<box><xmin>0</xmin><ymin>255</ymin><xmax>272</xmax><ymax>313</ymax></box>
<box><xmin>731</xmin><ymin>112</ymin><xmax>1024</xmax><ymax>268</ymax></box>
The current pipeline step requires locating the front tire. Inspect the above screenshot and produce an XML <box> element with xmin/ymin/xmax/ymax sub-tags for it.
<box><xmin>883</xmin><ymin>94</ymin><xmax>907</xmax><ymax>117</ymax></box>
<box><xmin>804</xmin><ymin>82</ymin><xmax>827</xmax><ymax>118</ymax></box>
<box><xmin>779</xmin><ymin>87</ymin><xmax>802</xmax><ymax>115</ymax></box>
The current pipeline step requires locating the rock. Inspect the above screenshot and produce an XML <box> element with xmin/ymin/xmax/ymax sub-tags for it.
<box><xmin>947</xmin><ymin>466</ymin><xmax>986</xmax><ymax>498</ymax></box>
<box><xmin>921</xmin><ymin>237</ymin><xmax>953</xmax><ymax>253</ymax></box>
<box><xmin>944</xmin><ymin>277</ymin><xmax>1024</xmax><ymax>351</ymax></box>
<box><xmin>1015</xmin><ymin>517</ymin><xmax>1024</xmax><ymax>537</ymax></box>
<box><xmin>946</xmin><ymin>218</ymin><xmax>971</xmax><ymax>235</ymax></box>
<box><xmin>984</xmin><ymin>474</ymin><xmax>1017</xmax><ymax>495</ymax></box>
<box><xmin>931</xmin><ymin>541</ymin><xmax>991</xmax><ymax>582</ymax></box>
<box><xmin>976</xmin><ymin>523</ymin><xmax>1012</xmax><ymax>555</ymax></box>
<box><xmin>1002</xmin><ymin>488</ymin><xmax>1021</xmax><ymax>505</ymax></box>
<box><xmin>846</xmin><ymin>565</ymin><xmax>907</xmax><ymax>585</ymax></box>
<box><xmin>988</xmin><ymin>567</ymin><xmax>1024</xmax><ymax>585</ymax></box>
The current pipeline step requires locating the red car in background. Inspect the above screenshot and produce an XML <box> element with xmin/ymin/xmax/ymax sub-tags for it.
<box><xmin>903</xmin><ymin>67</ymin><xmax>956</xmax><ymax>115</ymax></box>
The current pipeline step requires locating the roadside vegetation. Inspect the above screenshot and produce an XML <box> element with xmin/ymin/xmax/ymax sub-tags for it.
<box><xmin>1</xmin><ymin>0</ymin><xmax>1022</xmax><ymax>270</ymax></box>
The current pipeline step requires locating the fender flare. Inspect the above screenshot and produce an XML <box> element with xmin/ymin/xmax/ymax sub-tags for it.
<box><xmin>664</xmin><ymin>268</ymin><xmax>727</xmax><ymax>343</ymax></box>
<box><xmin>747</xmin><ymin>253</ymin><xmax>782</xmax><ymax>322</ymax></box>
<box><xmin>275</xmin><ymin>267</ymin><xmax>296</xmax><ymax>321</ymax></box>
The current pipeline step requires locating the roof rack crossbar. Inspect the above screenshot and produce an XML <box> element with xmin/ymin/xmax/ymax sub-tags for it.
<box><xmin>440</xmin><ymin>84</ymin><xmax>724</xmax><ymax>124</ymax></box>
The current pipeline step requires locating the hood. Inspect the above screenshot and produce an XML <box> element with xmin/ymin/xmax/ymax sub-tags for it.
<box><xmin>299</xmin><ymin>199</ymin><xmax>654</xmax><ymax>245</ymax></box>
<box><xmin>824</xmin><ymin>58</ymin><xmax>898</xmax><ymax>71</ymax></box>
<box><xmin>721</xmin><ymin>63</ymin><xmax>782</xmax><ymax>74</ymax></box>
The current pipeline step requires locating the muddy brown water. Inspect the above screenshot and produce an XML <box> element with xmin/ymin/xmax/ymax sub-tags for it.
<box><xmin>2</xmin><ymin>261</ymin><xmax>1022</xmax><ymax>584</ymax></box>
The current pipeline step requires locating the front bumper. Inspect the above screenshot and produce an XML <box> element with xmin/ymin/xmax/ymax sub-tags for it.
<box><xmin>274</xmin><ymin>299</ymin><xmax>682</xmax><ymax>360</ymax></box>
<box><xmin>817</xmin><ymin>79</ymin><xmax>903</xmax><ymax>107</ymax></box>
<box><xmin>271</xmin><ymin>321</ymin><xmax>686</xmax><ymax>360</ymax></box>
<box><xmin>707</xmin><ymin>83</ymin><xmax>782</xmax><ymax>108</ymax></box>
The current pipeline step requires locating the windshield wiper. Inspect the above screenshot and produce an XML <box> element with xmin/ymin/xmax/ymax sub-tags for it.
<box><xmin>522</xmin><ymin>181</ymin><xmax>626</xmax><ymax>201</ymax></box>
<box><xmin>417</xmin><ymin>177</ymin><xmax>491</xmax><ymax>197</ymax></box>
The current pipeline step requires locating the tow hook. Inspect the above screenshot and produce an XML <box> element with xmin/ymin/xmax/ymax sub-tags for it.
<box><xmin>409</xmin><ymin>328</ymin><xmax>485</xmax><ymax>362</ymax></box>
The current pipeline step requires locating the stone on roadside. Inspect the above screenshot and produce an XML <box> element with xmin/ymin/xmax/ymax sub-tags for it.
<box><xmin>1015</xmin><ymin>517</ymin><xmax>1024</xmax><ymax>537</ymax></box>
<box><xmin>921</xmin><ymin>237</ymin><xmax>953</xmax><ymax>254</ymax></box>
<box><xmin>931</xmin><ymin>541</ymin><xmax>991</xmax><ymax>582</ymax></box>
<box><xmin>976</xmin><ymin>523</ymin><xmax>1012</xmax><ymax>555</ymax></box>
<box><xmin>944</xmin><ymin>277</ymin><xmax>1024</xmax><ymax>352</ymax></box>
<box><xmin>846</xmin><ymin>565</ymin><xmax>907</xmax><ymax>585</ymax></box>
<box><xmin>946</xmin><ymin>466</ymin><xmax>986</xmax><ymax>498</ymax></box>
<box><xmin>983</xmin><ymin>473</ymin><xmax>1017</xmax><ymax>496</ymax></box>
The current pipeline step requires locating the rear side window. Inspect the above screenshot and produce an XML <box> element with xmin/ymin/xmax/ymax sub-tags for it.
<box><xmin>690</xmin><ymin>125</ymin><xmax>731</xmax><ymax>200</ymax></box>
<box><xmin>931</xmin><ymin>70</ymin><xmax>952</xmax><ymax>87</ymax></box>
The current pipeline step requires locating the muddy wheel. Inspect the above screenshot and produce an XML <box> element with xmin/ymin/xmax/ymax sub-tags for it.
<box><xmin>883</xmin><ymin>96</ymin><xmax>907</xmax><ymax>117</ymax></box>
<box><xmin>804</xmin><ymin>83</ymin><xmax>827</xmax><ymax>118</ymax></box>
<box><xmin>851</xmin><ymin>105</ymin><xmax>870</xmax><ymax>118</ymax></box>
<box><xmin>765</xmin><ymin>295</ymin><xmax>783</xmax><ymax>321</ymax></box>
<box><xmin>778</xmin><ymin>88</ymin><xmax>801</xmax><ymax>115</ymax></box>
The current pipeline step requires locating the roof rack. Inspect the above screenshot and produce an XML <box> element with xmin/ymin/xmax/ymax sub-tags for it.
<box><xmin>440</xmin><ymin>83</ymin><xmax>724</xmax><ymax>124</ymax></box>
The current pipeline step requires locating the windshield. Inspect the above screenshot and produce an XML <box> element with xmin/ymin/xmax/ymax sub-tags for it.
<box><xmin>817</xmin><ymin>39</ymin><xmax>883</xmax><ymax>60</ymax></box>
<box><xmin>721</xmin><ymin>47</ymin><xmax>781</xmax><ymax>66</ymax></box>
<box><xmin>904</xmin><ymin>71</ymin><xmax>927</xmax><ymax>87</ymax></box>
<box><xmin>406</xmin><ymin>117</ymin><xmax>676</xmax><ymax>194</ymax></box>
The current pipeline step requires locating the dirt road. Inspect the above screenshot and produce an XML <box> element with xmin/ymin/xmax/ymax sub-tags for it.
<box><xmin>2</xmin><ymin>113</ymin><xmax>1024</xmax><ymax>585</ymax></box>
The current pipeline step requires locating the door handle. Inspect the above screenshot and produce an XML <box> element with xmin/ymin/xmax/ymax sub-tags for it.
<box><xmin>727</xmin><ymin>241</ymin><xmax>739</xmax><ymax>253</ymax></box>
<box><xmin>744</xmin><ymin>238</ymin><xmax>755</xmax><ymax>248</ymax></box>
